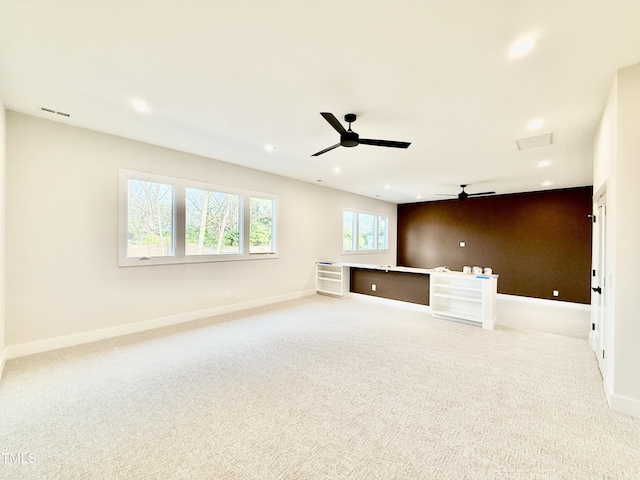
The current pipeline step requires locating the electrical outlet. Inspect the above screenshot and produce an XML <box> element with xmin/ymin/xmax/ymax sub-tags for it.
<box><xmin>459</xmin><ymin>242</ymin><xmax>465</xmax><ymax>247</ymax></box>
<box><xmin>372</xmin><ymin>284</ymin><xmax>377</xmax><ymax>291</ymax></box>
<box><xmin>224</xmin><ymin>291</ymin><xmax>230</xmax><ymax>299</ymax></box>
<box><xmin>553</xmin><ymin>290</ymin><xmax>559</xmax><ymax>297</ymax></box>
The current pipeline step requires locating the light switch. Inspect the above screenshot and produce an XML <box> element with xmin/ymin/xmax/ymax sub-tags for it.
<box><xmin>459</xmin><ymin>242</ymin><xmax>465</xmax><ymax>247</ymax></box>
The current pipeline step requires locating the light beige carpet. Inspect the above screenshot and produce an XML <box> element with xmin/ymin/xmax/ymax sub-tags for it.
<box><xmin>1</xmin><ymin>295</ymin><xmax>639</xmax><ymax>479</ymax></box>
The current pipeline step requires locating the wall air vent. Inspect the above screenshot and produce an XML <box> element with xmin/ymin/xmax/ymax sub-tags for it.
<box><xmin>41</xmin><ymin>107</ymin><xmax>71</xmax><ymax>117</ymax></box>
<box><xmin>515</xmin><ymin>133</ymin><xmax>553</xmax><ymax>150</ymax></box>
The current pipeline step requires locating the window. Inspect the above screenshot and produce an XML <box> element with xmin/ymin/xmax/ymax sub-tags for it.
<box><xmin>343</xmin><ymin>210</ymin><xmax>355</xmax><ymax>251</ymax></box>
<box><xmin>127</xmin><ymin>179</ymin><xmax>175</xmax><ymax>258</ymax></box>
<box><xmin>358</xmin><ymin>213</ymin><xmax>375</xmax><ymax>250</ymax></box>
<box><xmin>378</xmin><ymin>216</ymin><xmax>388</xmax><ymax>250</ymax></box>
<box><xmin>120</xmin><ymin>170</ymin><xmax>278</xmax><ymax>266</ymax></box>
<box><xmin>342</xmin><ymin>209</ymin><xmax>389</xmax><ymax>253</ymax></box>
<box><xmin>185</xmin><ymin>188</ymin><xmax>240</xmax><ymax>256</ymax></box>
<box><xmin>250</xmin><ymin>197</ymin><xmax>276</xmax><ymax>254</ymax></box>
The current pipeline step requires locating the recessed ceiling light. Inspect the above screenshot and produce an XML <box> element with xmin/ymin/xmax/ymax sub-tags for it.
<box><xmin>332</xmin><ymin>166</ymin><xmax>341</xmax><ymax>174</ymax></box>
<box><xmin>542</xmin><ymin>180</ymin><xmax>553</xmax><ymax>187</ymax></box>
<box><xmin>509</xmin><ymin>37</ymin><xmax>536</xmax><ymax>58</ymax></box>
<box><xmin>264</xmin><ymin>144</ymin><xmax>275</xmax><ymax>152</ymax></box>
<box><xmin>538</xmin><ymin>159</ymin><xmax>551</xmax><ymax>168</ymax></box>
<box><xmin>528</xmin><ymin>119</ymin><xmax>544</xmax><ymax>130</ymax></box>
<box><xmin>416</xmin><ymin>195</ymin><xmax>422</xmax><ymax>199</ymax></box>
<box><xmin>384</xmin><ymin>184</ymin><xmax>391</xmax><ymax>190</ymax></box>
<box><xmin>132</xmin><ymin>100</ymin><xmax>150</xmax><ymax>113</ymax></box>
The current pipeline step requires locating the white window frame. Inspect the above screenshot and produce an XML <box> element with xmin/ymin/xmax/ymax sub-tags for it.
<box><xmin>341</xmin><ymin>208</ymin><xmax>389</xmax><ymax>254</ymax></box>
<box><xmin>119</xmin><ymin>169</ymin><xmax>278</xmax><ymax>267</ymax></box>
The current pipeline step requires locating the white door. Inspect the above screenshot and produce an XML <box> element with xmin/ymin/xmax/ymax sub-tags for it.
<box><xmin>590</xmin><ymin>202</ymin><xmax>607</xmax><ymax>376</ymax></box>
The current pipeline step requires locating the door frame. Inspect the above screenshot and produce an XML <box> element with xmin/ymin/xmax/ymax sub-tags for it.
<box><xmin>591</xmin><ymin>184</ymin><xmax>608</xmax><ymax>378</ymax></box>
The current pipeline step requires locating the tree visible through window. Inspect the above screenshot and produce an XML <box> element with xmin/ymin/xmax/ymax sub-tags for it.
<box><xmin>342</xmin><ymin>209</ymin><xmax>388</xmax><ymax>253</ymax></box>
<box><xmin>343</xmin><ymin>211</ymin><xmax>355</xmax><ymax>251</ymax></box>
<box><xmin>358</xmin><ymin>213</ymin><xmax>375</xmax><ymax>250</ymax></box>
<box><xmin>250</xmin><ymin>197</ymin><xmax>275</xmax><ymax>253</ymax></box>
<box><xmin>120</xmin><ymin>169</ymin><xmax>278</xmax><ymax>266</ymax></box>
<box><xmin>127</xmin><ymin>179</ymin><xmax>174</xmax><ymax>257</ymax></box>
<box><xmin>378</xmin><ymin>216</ymin><xmax>387</xmax><ymax>250</ymax></box>
<box><xmin>186</xmin><ymin>188</ymin><xmax>240</xmax><ymax>255</ymax></box>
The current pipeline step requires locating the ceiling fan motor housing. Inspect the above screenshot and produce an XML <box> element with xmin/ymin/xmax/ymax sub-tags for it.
<box><xmin>341</xmin><ymin>130</ymin><xmax>359</xmax><ymax>147</ymax></box>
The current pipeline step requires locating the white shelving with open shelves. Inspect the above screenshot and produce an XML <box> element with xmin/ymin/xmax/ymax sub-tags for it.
<box><xmin>316</xmin><ymin>263</ymin><xmax>349</xmax><ymax>297</ymax></box>
<box><xmin>430</xmin><ymin>272</ymin><xmax>498</xmax><ymax>329</ymax></box>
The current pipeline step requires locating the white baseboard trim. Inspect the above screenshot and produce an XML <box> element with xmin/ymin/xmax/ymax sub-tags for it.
<box><xmin>5</xmin><ymin>289</ymin><xmax>317</xmax><ymax>360</ymax></box>
<box><xmin>350</xmin><ymin>292</ymin><xmax>431</xmax><ymax>313</ymax></box>
<box><xmin>497</xmin><ymin>293</ymin><xmax>591</xmax><ymax>311</ymax></box>
<box><xmin>0</xmin><ymin>347</ymin><xmax>6</xmax><ymax>381</ymax></box>
<box><xmin>609</xmin><ymin>390</ymin><xmax>640</xmax><ymax>419</ymax></box>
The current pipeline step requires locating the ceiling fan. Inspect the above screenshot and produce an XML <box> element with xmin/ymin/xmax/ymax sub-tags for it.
<box><xmin>312</xmin><ymin>112</ymin><xmax>411</xmax><ymax>156</ymax></box>
<box><xmin>438</xmin><ymin>184</ymin><xmax>497</xmax><ymax>201</ymax></box>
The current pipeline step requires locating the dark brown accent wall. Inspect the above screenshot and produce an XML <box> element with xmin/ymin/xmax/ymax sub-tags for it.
<box><xmin>350</xmin><ymin>269</ymin><xmax>430</xmax><ymax>306</ymax></box>
<box><xmin>397</xmin><ymin>187</ymin><xmax>593</xmax><ymax>304</ymax></box>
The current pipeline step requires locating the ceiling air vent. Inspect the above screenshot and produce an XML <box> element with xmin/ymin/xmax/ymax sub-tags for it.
<box><xmin>515</xmin><ymin>133</ymin><xmax>553</xmax><ymax>150</ymax></box>
<box><xmin>41</xmin><ymin>107</ymin><xmax>71</xmax><ymax>117</ymax></box>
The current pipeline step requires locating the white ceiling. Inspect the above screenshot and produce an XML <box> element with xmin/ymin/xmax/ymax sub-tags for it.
<box><xmin>2</xmin><ymin>1</ymin><xmax>640</xmax><ymax>203</ymax></box>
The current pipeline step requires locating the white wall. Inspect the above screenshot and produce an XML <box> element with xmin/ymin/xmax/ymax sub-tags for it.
<box><xmin>593</xmin><ymin>80</ymin><xmax>617</xmax><ymax>192</ymax></box>
<box><xmin>593</xmin><ymin>62</ymin><xmax>640</xmax><ymax>418</ymax></box>
<box><xmin>0</xmin><ymin>95</ymin><xmax>6</xmax><ymax>370</ymax></box>
<box><xmin>5</xmin><ymin>112</ymin><xmax>397</xmax><ymax>352</ymax></box>
<box><xmin>613</xmin><ymin>64</ymin><xmax>640</xmax><ymax>407</ymax></box>
<box><xmin>592</xmin><ymin>77</ymin><xmax>617</xmax><ymax>395</ymax></box>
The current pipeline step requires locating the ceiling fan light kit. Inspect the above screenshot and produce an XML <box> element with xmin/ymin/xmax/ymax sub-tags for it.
<box><xmin>312</xmin><ymin>112</ymin><xmax>411</xmax><ymax>156</ymax></box>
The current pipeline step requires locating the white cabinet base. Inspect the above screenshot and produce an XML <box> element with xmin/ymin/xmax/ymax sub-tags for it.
<box><xmin>430</xmin><ymin>273</ymin><xmax>498</xmax><ymax>330</ymax></box>
<box><xmin>314</xmin><ymin>263</ymin><xmax>498</xmax><ymax>330</ymax></box>
<box><xmin>316</xmin><ymin>263</ymin><xmax>349</xmax><ymax>297</ymax></box>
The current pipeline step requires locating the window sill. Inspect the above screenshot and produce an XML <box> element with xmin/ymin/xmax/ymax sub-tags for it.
<box><xmin>341</xmin><ymin>250</ymin><xmax>389</xmax><ymax>255</ymax></box>
<box><xmin>118</xmin><ymin>252</ymin><xmax>279</xmax><ymax>267</ymax></box>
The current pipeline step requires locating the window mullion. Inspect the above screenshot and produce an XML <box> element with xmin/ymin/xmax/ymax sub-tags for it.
<box><xmin>373</xmin><ymin>215</ymin><xmax>378</xmax><ymax>250</ymax></box>
<box><xmin>242</xmin><ymin>194</ymin><xmax>249</xmax><ymax>255</ymax></box>
<box><xmin>174</xmin><ymin>181</ymin><xmax>186</xmax><ymax>257</ymax></box>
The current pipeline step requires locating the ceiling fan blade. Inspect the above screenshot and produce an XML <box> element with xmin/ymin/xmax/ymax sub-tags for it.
<box><xmin>467</xmin><ymin>191</ymin><xmax>496</xmax><ymax>196</ymax></box>
<box><xmin>359</xmin><ymin>138</ymin><xmax>411</xmax><ymax>149</ymax></box>
<box><xmin>320</xmin><ymin>112</ymin><xmax>347</xmax><ymax>134</ymax></box>
<box><xmin>311</xmin><ymin>143</ymin><xmax>341</xmax><ymax>156</ymax></box>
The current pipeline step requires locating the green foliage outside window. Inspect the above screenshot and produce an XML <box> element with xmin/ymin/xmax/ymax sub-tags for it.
<box><xmin>185</xmin><ymin>188</ymin><xmax>240</xmax><ymax>255</ymax></box>
<box><xmin>250</xmin><ymin>197</ymin><xmax>274</xmax><ymax>253</ymax></box>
